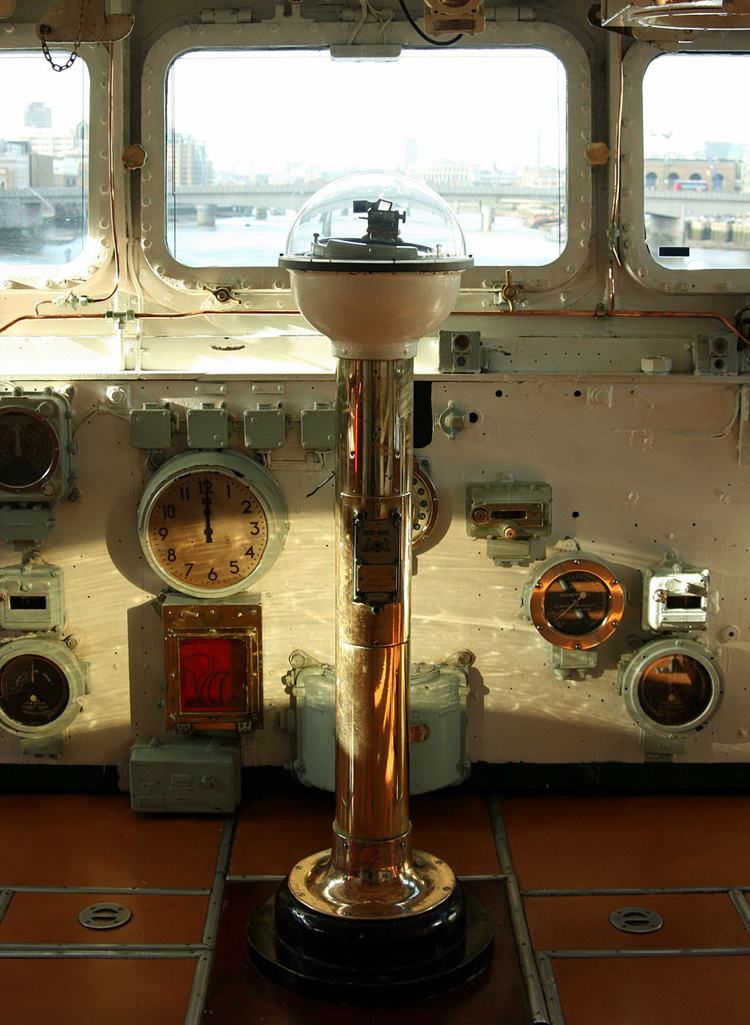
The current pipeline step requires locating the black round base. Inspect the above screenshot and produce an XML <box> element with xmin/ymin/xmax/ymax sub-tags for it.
<box><xmin>246</xmin><ymin>880</ymin><xmax>494</xmax><ymax>1004</ymax></box>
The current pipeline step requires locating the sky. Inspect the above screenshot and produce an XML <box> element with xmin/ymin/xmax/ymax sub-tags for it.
<box><xmin>167</xmin><ymin>48</ymin><xmax>567</xmax><ymax>175</ymax></box>
<box><xmin>1</xmin><ymin>47</ymin><xmax>749</xmax><ymax>171</ymax></box>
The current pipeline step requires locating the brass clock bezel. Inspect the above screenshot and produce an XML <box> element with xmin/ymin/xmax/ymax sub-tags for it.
<box><xmin>411</xmin><ymin>458</ymin><xmax>439</xmax><ymax>551</ymax></box>
<box><xmin>528</xmin><ymin>557</ymin><xmax>626</xmax><ymax>651</ymax></box>
<box><xmin>137</xmin><ymin>451</ymin><xmax>288</xmax><ymax>599</ymax></box>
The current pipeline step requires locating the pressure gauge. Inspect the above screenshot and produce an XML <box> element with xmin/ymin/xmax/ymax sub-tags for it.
<box><xmin>525</xmin><ymin>555</ymin><xmax>626</xmax><ymax>651</ymax></box>
<box><xmin>0</xmin><ymin>407</ymin><xmax>60</xmax><ymax>492</ymax></box>
<box><xmin>0</xmin><ymin>637</ymin><xmax>88</xmax><ymax>742</ymax></box>
<box><xmin>411</xmin><ymin>459</ymin><xmax>438</xmax><ymax>550</ymax></box>
<box><xmin>137</xmin><ymin>451</ymin><xmax>288</xmax><ymax>598</ymax></box>
<box><xmin>619</xmin><ymin>638</ymin><xmax>722</xmax><ymax>735</ymax></box>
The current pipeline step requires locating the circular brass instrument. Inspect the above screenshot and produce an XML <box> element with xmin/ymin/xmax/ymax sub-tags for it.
<box><xmin>527</xmin><ymin>556</ymin><xmax>626</xmax><ymax>650</ymax></box>
<box><xmin>411</xmin><ymin>459</ymin><xmax>438</xmax><ymax>550</ymax></box>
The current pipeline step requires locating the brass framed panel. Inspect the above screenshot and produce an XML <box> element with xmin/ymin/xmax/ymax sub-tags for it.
<box><xmin>528</xmin><ymin>558</ymin><xmax>626</xmax><ymax>651</ymax></box>
<box><xmin>163</xmin><ymin>602</ymin><xmax>262</xmax><ymax>731</ymax></box>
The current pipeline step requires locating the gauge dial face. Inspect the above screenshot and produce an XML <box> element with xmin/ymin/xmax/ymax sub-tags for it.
<box><xmin>528</xmin><ymin>558</ymin><xmax>626</xmax><ymax>650</ymax></box>
<box><xmin>0</xmin><ymin>408</ymin><xmax>59</xmax><ymax>492</ymax></box>
<box><xmin>411</xmin><ymin>461</ymin><xmax>438</xmax><ymax>549</ymax></box>
<box><xmin>637</xmin><ymin>654</ymin><xmax>713</xmax><ymax>728</ymax></box>
<box><xmin>0</xmin><ymin>655</ymin><xmax>70</xmax><ymax>727</ymax></box>
<box><xmin>144</xmin><ymin>469</ymin><xmax>269</xmax><ymax>593</ymax></box>
<box><xmin>543</xmin><ymin>572</ymin><xmax>610</xmax><ymax>637</ymax></box>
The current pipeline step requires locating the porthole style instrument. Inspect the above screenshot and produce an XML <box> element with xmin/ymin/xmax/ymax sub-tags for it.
<box><xmin>137</xmin><ymin>451</ymin><xmax>288</xmax><ymax>598</ymax></box>
<box><xmin>525</xmin><ymin>555</ymin><xmax>626</xmax><ymax>650</ymax></box>
<box><xmin>0</xmin><ymin>637</ymin><xmax>88</xmax><ymax>740</ymax></box>
<box><xmin>0</xmin><ymin>406</ymin><xmax>60</xmax><ymax>493</ymax></box>
<box><xmin>619</xmin><ymin>638</ymin><xmax>722</xmax><ymax>734</ymax></box>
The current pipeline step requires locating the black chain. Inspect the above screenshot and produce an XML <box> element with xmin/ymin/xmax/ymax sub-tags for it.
<box><xmin>39</xmin><ymin>0</ymin><xmax>86</xmax><ymax>72</ymax></box>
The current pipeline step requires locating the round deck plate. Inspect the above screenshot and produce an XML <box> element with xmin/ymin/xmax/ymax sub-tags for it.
<box><xmin>78</xmin><ymin>902</ymin><xmax>132</xmax><ymax>930</ymax></box>
<box><xmin>609</xmin><ymin>906</ymin><xmax>664</xmax><ymax>934</ymax></box>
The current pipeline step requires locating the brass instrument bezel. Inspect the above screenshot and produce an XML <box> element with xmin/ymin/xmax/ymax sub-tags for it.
<box><xmin>411</xmin><ymin>459</ymin><xmax>439</xmax><ymax>550</ymax></box>
<box><xmin>528</xmin><ymin>558</ymin><xmax>626</xmax><ymax>651</ymax></box>
<box><xmin>163</xmin><ymin>602</ymin><xmax>262</xmax><ymax>731</ymax></box>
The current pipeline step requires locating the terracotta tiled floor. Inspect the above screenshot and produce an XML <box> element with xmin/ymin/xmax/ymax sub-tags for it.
<box><xmin>0</xmin><ymin>891</ymin><xmax>209</xmax><ymax>945</ymax></box>
<box><xmin>3</xmin><ymin>790</ymin><xmax>750</xmax><ymax>1025</ymax></box>
<box><xmin>0</xmin><ymin>793</ymin><xmax>224</xmax><ymax>888</ymax></box>
<box><xmin>0</xmin><ymin>958</ymin><xmax>197</xmax><ymax>1025</ymax></box>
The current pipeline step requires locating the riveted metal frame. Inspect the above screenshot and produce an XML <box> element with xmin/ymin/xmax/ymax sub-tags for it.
<box><xmin>139</xmin><ymin>17</ymin><xmax>592</xmax><ymax>297</ymax></box>
<box><xmin>162</xmin><ymin>602</ymin><xmax>263</xmax><ymax>731</ymax></box>
<box><xmin>620</xmin><ymin>38</ymin><xmax>750</xmax><ymax>295</ymax></box>
<box><xmin>619</xmin><ymin>637</ymin><xmax>723</xmax><ymax>735</ymax></box>
<box><xmin>0</xmin><ymin>27</ymin><xmax>113</xmax><ymax>292</ymax></box>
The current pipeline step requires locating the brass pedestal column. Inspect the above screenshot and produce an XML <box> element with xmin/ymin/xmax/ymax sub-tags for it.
<box><xmin>248</xmin><ymin>352</ymin><xmax>494</xmax><ymax>1002</ymax></box>
<box><xmin>289</xmin><ymin>356</ymin><xmax>454</xmax><ymax>918</ymax></box>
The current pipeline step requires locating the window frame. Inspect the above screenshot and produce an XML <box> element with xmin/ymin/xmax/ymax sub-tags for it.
<box><xmin>140</xmin><ymin>17</ymin><xmax>592</xmax><ymax>295</ymax></box>
<box><xmin>0</xmin><ymin>27</ymin><xmax>111</xmax><ymax>291</ymax></box>
<box><xmin>620</xmin><ymin>41</ymin><xmax>750</xmax><ymax>295</ymax></box>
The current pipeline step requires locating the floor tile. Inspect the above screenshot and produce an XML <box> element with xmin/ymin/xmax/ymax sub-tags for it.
<box><xmin>525</xmin><ymin>892</ymin><xmax>750</xmax><ymax>951</ymax></box>
<box><xmin>500</xmin><ymin>795</ymin><xmax>750</xmax><ymax>890</ymax></box>
<box><xmin>0</xmin><ymin>891</ymin><xmax>208</xmax><ymax>945</ymax></box>
<box><xmin>202</xmin><ymin>879</ymin><xmax>528</xmax><ymax>1025</ymax></box>
<box><xmin>411</xmin><ymin>793</ymin><xmax>500</xmax><ymax>875</ymax></box>
<box><xmin>230</xmin><ymin>791</ymin><xmax>498</xmax><ymax>877</ymax></box>
<box><xmin>0</xmin><ymin>794</ymin><xmax>225</xmax><ymax>888</ymax></box>
<box><xmin>552</xmin><ymin>955</ymin><xmax>750</xmax><ymax>1025</ymax></box>
<box><xmin>1</xmin><ymin>957</ymin><xmax>197</xmax><ymax>1025</ymax></box>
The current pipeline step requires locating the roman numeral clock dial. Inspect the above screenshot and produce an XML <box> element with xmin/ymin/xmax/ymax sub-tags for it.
<box><xmin>137</xmin><ymin>452</ymin><xmax>288</xmax><ymax>598</ymax></box>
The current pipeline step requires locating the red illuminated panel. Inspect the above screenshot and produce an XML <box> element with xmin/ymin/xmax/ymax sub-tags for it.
<box><xmin>177</xmin><ymin>636</ymin><xmax>248</xmax><ymax>714</ymax></box>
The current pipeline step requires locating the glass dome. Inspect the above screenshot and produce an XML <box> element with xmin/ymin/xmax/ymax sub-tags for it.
<box><xmin>280</xmin><ymin>172</ymin><xmax>471</xmax><ymax>271</ymax></box>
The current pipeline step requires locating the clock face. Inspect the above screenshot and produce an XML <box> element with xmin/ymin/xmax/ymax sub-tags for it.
<box><xmin>143</xmin><ymin>469</ymin><xmax>270</xmax><ymax>594</ymax></box>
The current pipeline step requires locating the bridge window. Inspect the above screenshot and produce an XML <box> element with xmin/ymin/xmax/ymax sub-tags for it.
<box><xmin>0</xmin><ymin>51</ymin><xmax>89</xmax><ymax>273</ymax></box>
<box><xmin>164</xmin><ymin>48</ymin><xmax>567</xmax><ymax>269</ymax></box>
<box><xmin>643</xmin><ymin>53</ymin><xmax>750</xmax><ymax>271</ymax></box>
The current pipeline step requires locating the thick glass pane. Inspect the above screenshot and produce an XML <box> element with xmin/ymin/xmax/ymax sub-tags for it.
<box><xmin>0</xmin><ymin>52</ymin><xmax>89</xmax><ymax>270</ymax></box>
<box><xmin>166</xmin><ymin>49</ymin><xmax>567</xmax><ymax>268</ymax></box>
<box><xmin>643</xmin><ymin>53</ymin><xmax>750</xmax><ymax>271</ymax></box>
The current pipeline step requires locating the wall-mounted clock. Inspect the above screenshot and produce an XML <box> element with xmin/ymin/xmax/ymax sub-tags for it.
<box><xmin>137</xmin><ymin>451</ymin><xmax>288</xmax><ymax>598</ymax></box>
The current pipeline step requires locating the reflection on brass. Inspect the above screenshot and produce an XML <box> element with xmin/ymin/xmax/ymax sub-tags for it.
<box><xmin>162</xmin><ymin>602</ymin><xmax>262</xmax><ymax>730</ymax></box>
<box><xmin>637</xmin><ymin>653</ymin><xmax>713</xmax><ymax>728</ymax></box>
<box><xmin>289</xmin><ymin>838</ymin><xmax>456</xmax><ymax>920</ymax></box>
<box><xmin>528</xmin><ymin>558</ymin><xmax>626</xmax><ymax>650</ymax></box>
<box><xmin>122</xmin><ymin>143</ymin><xmax>146</xmax><ymax>170</ymax></box>
<box><xmin>323</xmin><ymin>358</ymin><xmax>456</xmax><ymax>919</ymax></box>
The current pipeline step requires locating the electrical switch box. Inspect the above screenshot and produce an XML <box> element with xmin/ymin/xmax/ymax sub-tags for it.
<box><xmin>128</xmin><ymin>738</ymin><xmax>241</xmax><ymax>813</ymax></box>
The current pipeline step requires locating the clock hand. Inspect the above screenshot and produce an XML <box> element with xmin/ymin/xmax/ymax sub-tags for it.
<box><xmin>202</xmin><ymin>492</ymin><xmax>214</xmax><ymax>544</ymax></box>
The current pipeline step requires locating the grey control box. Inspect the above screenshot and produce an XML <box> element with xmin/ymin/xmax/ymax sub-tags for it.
<box><xmin>128</xmin><ymin>739</ymin><xmax>241</xmax><ymax>813</ymax></box>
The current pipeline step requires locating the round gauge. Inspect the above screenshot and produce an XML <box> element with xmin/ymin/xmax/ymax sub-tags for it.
<box><xmin>527</xmin><ymin>556</ymin><xmax>626</xmax><ymax>650</ymax></box>
<box><xmin>0</xmin><ymin>638</ymin><xmax>87</xmax><ymax>739</ymax></box>
<box><xmin>0</xmin><ymin>654</ymin><xmax>69</xmax><ymax>727</ymax></box>
<box><xmin>411</xmin><ymin>459</ymin><xmax>438</xmax><ymax>550</ymax></box>
<box><xmin>137</xmin><ymin>451</ymin><xmax>288</xmax><ymax>598</ymax></box>
<box><xmin>620</xmin><ymin>638</ymin><xmax>722</xmax><ymax>734</ymax></box>
<box><xmin>0</xmin><ymin>407</ymin><xmax>59</xmax><ymax>492</ymax></box>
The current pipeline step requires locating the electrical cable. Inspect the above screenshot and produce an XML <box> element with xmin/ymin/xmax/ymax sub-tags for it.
<box><xmin>397</xmin><ymin>0</ymin><xmax>462</xmax><ymax>46</ymax></box>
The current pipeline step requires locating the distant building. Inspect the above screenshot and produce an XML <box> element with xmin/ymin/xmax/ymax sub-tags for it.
<box><xmin>411</xmin><ymin>159</ymin><xmax>471</xmax><ymax>188</ymax></box>
<box><xmin>24</xmin><ymin>102</ymin><xmax>52</xmax><ymax>129</ymax></box>
<box><xmin>166</xmin><ymin>134</ymin><xmax>214</xmax><ymax>187</ymax></box>
<box><xmin>644</xmin><ymin>157</ymin><xmax>739</xmax><ymax>192</ymax></box>
<box><xmin>0</xmin><ymin>140</ymin><xmax>54</xmax><ymax>189</ymax></box>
